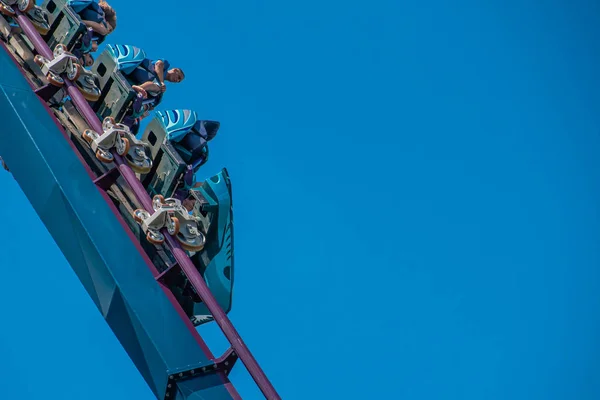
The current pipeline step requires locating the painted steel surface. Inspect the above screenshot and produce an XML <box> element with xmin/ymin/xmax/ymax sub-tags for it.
<box><xmin>0</xmin><ymin>47</ymin><xmax>234</xmax><ymax>400</ymax></box>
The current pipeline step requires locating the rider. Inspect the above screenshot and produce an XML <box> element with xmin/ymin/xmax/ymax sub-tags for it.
<box><xmin>71</xmin><ymin>28</ymin><xmax>95</xmax><ymax>67</ymax></box>
<box><xmin>170</xmin><ymin>121</ymin><xmax>218</xmax><ymax>199</ymax></box>
<box><xmin>182</xmin><ymin>196</ymin><xmax>196</xmax><ymax>212</ymax></box>
<box><xmin>120</xmin><ymin>60</ymin><xmax>185</xmax><ymax>133</ymax></box>
<box><xmin>68</xmin><ymin>0</ymin><xmax>117</xmax><ymax>51</ymax></box>
<box><xmin>123</xmin><ymin>58</ymin><xmax>185</xmax><ymax>106</ymax></box>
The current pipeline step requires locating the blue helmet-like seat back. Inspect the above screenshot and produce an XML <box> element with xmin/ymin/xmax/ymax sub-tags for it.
<box><xmin>66</xmin><ymin>0</ymin><xmax>96</xmax><ymax>13</ymax></box>
<box><xmin>159</xmin><ymin>110</ymin><xmax>220</xmax><ymax>169</ymax></box>
<box><xmin>180</xmin><ymin>120</ymin><xmax>219</xmax><ymax>168</ymax></box>
<box><xmin>159</xmin><ymin>109</ymin><xmax>198</xmax><ymax>141</ymax></box>
<box><xmin>106</xmin><ymin>44</ymin><xmax>147</xmax><ymax>75</ymax></box>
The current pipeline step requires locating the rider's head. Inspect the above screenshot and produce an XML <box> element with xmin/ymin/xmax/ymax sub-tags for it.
<box><xmin>182</xmin><ymin>197</ymin><xmax>196</xmax><ymax>212</ymax></box>
<box><xmin>99</xmin><ymin>1</ymin><xmax>117</xmax><ymax>31</ymax></box>
<box><xmin>83</xmin><ymin>53</ymin><xmax>94</xmax><ymax>67</ymax></box>
<box><xmin>166</xmin><ymin>68</ymin><xmax>185</xmax><ymax>83</ymax></box>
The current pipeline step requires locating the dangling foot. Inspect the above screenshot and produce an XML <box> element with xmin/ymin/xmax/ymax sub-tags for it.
<box><xmin>0</xmin><ymin>156</ymin><xmax>9</xmax><ymax>172</ymax></box>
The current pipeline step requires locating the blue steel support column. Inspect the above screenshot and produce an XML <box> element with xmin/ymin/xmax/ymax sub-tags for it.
<box><xmin>0</xmin><ymin>46</ymin><xmax>236</xmax><ymax>400</ymax></box>
<box><xmin>14</xmin><ymin>11</ymin><xmax>280</xmax><ymax>400</ymax></box>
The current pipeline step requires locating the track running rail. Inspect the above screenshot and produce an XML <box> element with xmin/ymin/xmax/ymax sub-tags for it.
<box><xmin>14</xmin><ymin>11</ymin><xmax>280</xmax><ymax>400</ymax></box>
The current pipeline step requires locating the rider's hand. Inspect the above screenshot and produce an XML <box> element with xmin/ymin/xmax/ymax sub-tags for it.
<box><xmin>159</xmin><ymin>83</ymin><xmax>167</xmax><ymax>93</ymax></box>
<box><xmin>132</xmin><ymin>85</ymin><xmax>147</xmax><ymax>99</ymax></box>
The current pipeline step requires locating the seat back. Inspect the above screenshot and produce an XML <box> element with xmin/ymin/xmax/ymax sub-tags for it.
<box><xmin>140</xmin><ymin>115</ymin><xmax>167</xmax><ymax>160</ymax></box>
<box><xmin>90</xmin><ymin>45</ymin><xmax>118</xmax><ymax>90</ymax></box>
<box><xmin>106</xmin><ymin>44</ymin><xmax>146</xmax><ymax>75</ymax></box>
<box><xmin>158</xmin><ymin>110</ymin><xmax>219</xmax><ymax>170</ymax></box>
<box><xmin>89</xmin><ymin>45</ymin><xmax>138</xmax><ymax>122</ymax></box>
<box><xmin>41</xmin><ymin>0</ymin><xmax>67</xmax><ymax>30</ymax></box>
<box><xmin>160</xmin><ymin>109</ymin><xmax>199</xmax><ymax>142</ymax></box>
<box><xmin>63</xmin><ymin>0</ymin><xmax>93</xmax><ymax>13</ymax></box>
<box><xmin>140</xmin><ymin>110</ymin><xmax>222</xmax><ymax>199</ymax></box>
<box><xmin>143</xmin><ymin>143</ymin><xmax>187</xmax><ymax>199</ymax></box>
<box><xmin>140</xmin><ymin>115</ymin><xmax>187</xmax><ymax>198</ymax></box>
<box><xmin>41</xmin><ymin>0</ymin><xmax>87</xmax><ymax>51</ymax></box>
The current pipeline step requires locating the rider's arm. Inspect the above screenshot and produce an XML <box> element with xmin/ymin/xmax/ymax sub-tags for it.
<box><xmin>131</xmin><ymin>85</ymin><xmax>147</xmax><ymax>98</ymax></box>
<box><xmin>154</xmin><ymin>60</ymin><xmax>165</xmax><ymax>85</ymax></box>
<box><xmin>82</xmin><ymin>20</ymin><xmax>111</xmax><ymax>36</ymax></box>
<box><xmin>138</xmin><ymin>81</ymin><xmax>162</xmax><ymax>93</ymax></box>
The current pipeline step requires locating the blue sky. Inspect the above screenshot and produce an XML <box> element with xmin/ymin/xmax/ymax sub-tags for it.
<box><xmin>1</xmin><ymin>0</ymin><xmax>600</xmax><ymax>399</ymax></box>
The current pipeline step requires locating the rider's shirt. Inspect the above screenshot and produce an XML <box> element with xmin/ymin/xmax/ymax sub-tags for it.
<box><xmin>68</xmin><ymin>0</ymin><xmax>108</xmax><ymax>44</ymax></box>
<box><xmin>79</xmin><ymin>2</ymin><xmax>105</xmax><ymax>23</ymax></box>
<box><xmin>127</xmin><ymin>59</ymin><xmax>171</xmax><ymax>86</ymax></box>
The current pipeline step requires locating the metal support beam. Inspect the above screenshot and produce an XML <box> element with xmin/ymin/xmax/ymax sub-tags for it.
<box><xmin>34</xmin><ymin>83</ymin><xmax>60</xmax><ymax>102</ymax></box>
<box><xmin>214</xmin><ymin>347</ymin><xmax>239</xmax><ymax>374</ymax></box>
<box><xmin>164</xmin><ymin>349</ymin><xmax>239</xmax><ymax>399</ymax></box>
<box><xmin>92</xmin><ymin>167</ymin><xmax>120</xmax><ymax>190</ymax></box>
<box><xmin>155</xmin><ymin>261</ymin><xmax>179</xmax><ymax>282</ymax></box>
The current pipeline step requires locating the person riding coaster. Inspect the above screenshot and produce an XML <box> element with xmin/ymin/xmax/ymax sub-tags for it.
<box><xmin>119</xmin><ymin>97</ymin><xmax>153</xmax><ymax>135</ymax></box>
<box><xmin>57</xmin><ymin>0</ymin><xmax>115</xmax><ymax>68</ymax></box>
<box><xmin>160</xmin><ymin>111</ymin><xmax>219</xmax><ymax>196</ymax></box>
<box><xmin>71</xmin><ymin>27</ymin><xmax>94</xmax><ymax>66</ymax></box>
<box><xmin>67</xmin><ymin>0</ymin><xmax>116</xmax><ymax>50</ymax></box>
<box><xmin>123</xmin><ymin>57</ymin><xmax>185</xmax><ymax>108</ymax></box>
<box><xmin>97</xmin><ymin>45</ymin><xmax>184</xmax><ymax>133</ymax></box>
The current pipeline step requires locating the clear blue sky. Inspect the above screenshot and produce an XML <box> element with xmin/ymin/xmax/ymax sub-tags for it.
<box><xmin>1</xmin><ymin>0</ymin><xmax>600</xmax><ymax>399</ymax></box>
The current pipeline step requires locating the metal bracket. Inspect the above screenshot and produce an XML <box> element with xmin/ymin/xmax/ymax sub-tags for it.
<box><xmin>156</xmin><ymin>261</ymin><xmax>203</xmax><ymax>303</ymax></box>
<box><xmin>33</xmin><ymin>81</ymin><xmax>61</xmax><ymax>101</ymax></box>
<box><xmin>164</xmin><ymin>348</ymin><xmax>239</xmax><ymax>399</ymax></box>
<box><xmin>214</xmin><ymin>347</ymin><xmax>239</xmax><ymax>373</ymax></box>
<box><xmin>155</xmin><ymin>260</ymin><xmax>179</xmax><ymax>282</ymax></box>
<box><xmin>92</xmin><ymin>167</ymin><xmax>120</xmax><ymax>191</ymax></box>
